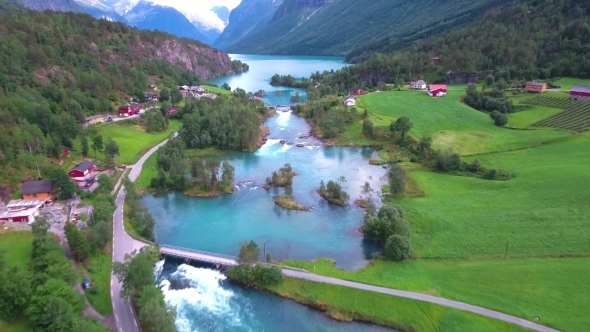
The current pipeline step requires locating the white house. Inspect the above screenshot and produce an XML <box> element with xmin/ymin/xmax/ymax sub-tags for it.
<box><xmin>410</xmin><ymin>80</ymin><xmax>427</xmax><ymax>90</ymax></box>
<box><xmin>344</xmin><ymin>97</ymin><xmax>356</xmax><ymax>107</ymax></box>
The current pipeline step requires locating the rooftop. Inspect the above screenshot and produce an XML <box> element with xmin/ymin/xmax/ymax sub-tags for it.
<box><xmin>571</xmin><ymin>85</ymin><xmax>590</xmax><ymax>93</ymax></box>
<box><xmin>72</xmin><ymin>160</ymin><xmax>94</xmax><ymax>172</ymax></box>
<box><xmin>21</xmin><ymin>180</ymin><xmax>54</xmax><ymax>195</ymax></box>
<box><xmin>527</xmin><ymin>82</ymin><xmax>546</xmax><ymax>86</ymax></box>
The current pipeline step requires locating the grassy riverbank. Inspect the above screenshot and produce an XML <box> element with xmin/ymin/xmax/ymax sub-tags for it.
<box><xmin>266</xmin><ymin>277</ymin><xmax>529</xmax><ymax>332</ymax></box>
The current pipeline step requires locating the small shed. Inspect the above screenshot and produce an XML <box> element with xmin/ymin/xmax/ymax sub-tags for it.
<box><xmin>569</xmin><ymin>85</ymin><xmax>590</xmax><ymax>102</ymax></box>
<box><xmin>344</xmin><ymin>97</ymin><xmax>356</xmax><ymax>107</ymax></box>
<box><xmin>145</xmin><ymin>93</ymin><xmax>158</xmax><ymax>102</ymax></box>
<box><xmin>410</xmin><ymin>80</ymin><xmax>427</xmax><ymax>90</ymax></box>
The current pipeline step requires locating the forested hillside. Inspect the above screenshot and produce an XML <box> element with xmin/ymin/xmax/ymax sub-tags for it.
<box><xmin>288</xmin><ymin>0</ymin><xmax>590</xmax><ymax>91</ymax></box>
<box><xmin>0</xmin><ymin>2</ymin><xmax>245</xmax><ymax>188</ymax></box>
<box><xmin>225</xmin><ymin>0</ymin><xmax>499</xmax><ymax>56</ymax></box>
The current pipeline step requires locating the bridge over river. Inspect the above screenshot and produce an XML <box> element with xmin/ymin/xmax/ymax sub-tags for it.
<box><xmin>157</xmin><ymin>243</ymin><xmax>558</xmax><ymax>332</ymax></box>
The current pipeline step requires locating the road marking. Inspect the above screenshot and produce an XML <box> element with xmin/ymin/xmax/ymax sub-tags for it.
<box><xmin>119</xmin><ymin>328</ymin><xmax>123</xmax><ymax>332</ymax></box>
<box><xmin>135</xmin><ymin>320</ymin><xmax>138</xmax><ymax>327</ymax></box>
<box><xmin>116</xmin><ymin>315</ymin><xmax>119</xmax><ymax>322</ymax></box>
<box><xmin>111</xmin><ymin>279</ymin><xmax>113</xmax><ymax>286</ymax></box>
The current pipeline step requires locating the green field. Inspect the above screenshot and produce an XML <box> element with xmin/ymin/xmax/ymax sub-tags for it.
<box><xmin>359</xmin><ymin>90</ymin><xmax>570</xmax><ymax>155</ymax></box>
<box><xmin>0</xmin><ymin>231</ymin><xmax>33</xmax><ymax>268</ymax></box>
<box><xmin>555</xmin><ymin>77</ymin><xmax>590</xmax><ymax>91</ymax></box>
<box><xmin>88</xmin><ymin>119</ymin><xmax>181</xmax><ymax>165</ymax></box>
<box><xmin>268</xmin><ymin>278</ymin><xmax>528</xmax><ymax>332</ymax></box>
<box><xmin>507</xmin><ymin>106</ymin><xmax>563</xmax><ymax>128</ymax></box>
<box><xmin>282</xmin><ymin>257</ymin><xmax>589</xmax><ymax>331</ymax></box>
<box><xmin>205</xmin><ymin>85</ymin><xmax>232</xmax><ymax>95</ymax></box>
<box><xmin>0</xmin><ymin>318</ymin><xmax>31</xmax><ymax>332</ymax></box>
<box><xmin>84</xmin><ymin>253</ymin><xmax>113</xmax><ymax>315</ymax></box>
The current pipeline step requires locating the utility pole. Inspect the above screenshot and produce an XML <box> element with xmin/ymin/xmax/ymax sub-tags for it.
<box><xmin>504</xmin><ymin>240</ymin><xmax>509</xmax><ymax>258</ymax></box>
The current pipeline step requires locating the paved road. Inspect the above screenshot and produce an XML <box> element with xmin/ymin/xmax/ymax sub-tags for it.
<box><xmin>110</xmin><ymin>136</ymin><xmax>173</xmax><ymax>332</ymax></box>
<box><xmin>111</xmin><ymin>132</ymin><xmax>559</xmax><ymax>332</ymax></box>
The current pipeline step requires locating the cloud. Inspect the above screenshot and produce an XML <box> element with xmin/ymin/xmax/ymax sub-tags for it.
<box><xmin>152</xmin><ymin>0</ymin><xmax>242</xmax><ymax>11</ymax></box>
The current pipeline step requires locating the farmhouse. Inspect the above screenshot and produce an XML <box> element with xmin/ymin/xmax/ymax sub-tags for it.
<box><xmin>85</xmin><ymin>114</ymin><xmax>108</xmax><ymax>125</ymax></box>
<box><xmin>428</xmin><ymin>84</ymin><xmax>447</xmax><ymax>97</ymax></box>
<box><xmin>167</xmin><ymin>107</ymin><xmax>177</xmax><ymax>115</ymax></box>
<box><xmin>349</xmin><ymin>88</ymin><xmax>366</xmax><ymax>95</ymax></box>
<box><xmin>68</xmin><ymin>160</ymin><xmax>99</xmax><ymax>193</ymax></box>
<box><xmin>119</xmin><ymin>104</ymin><xmax>141</xmax><ymax>116</ymax></box>
<box><xmin>526</xmin><ymin>82</ymin><xmax>547</xmax><ymax>93</ymax></box>
<box><xmin>190</xmin><ymin>86</ymin><xmax>205</xmax><ymax>94</ymax></box>
<box><xmin>410</xmin><ymin>80</ymin><xmax>427</xmax><ymax>90</ymax></box>
<box><xmin>179</xmin><ymin>85</ymin><xmax>190</xmax><ymax>97</ymax></box>
<box><xmin>21</xmin><ymin>180</ymin><xmax>54</xmax><ymax>201</ymax></box>
<box><xmin>569</xmin><ymin>85</ymin><xmax>590</xmax><ymax>102</ymax></box>
<box><xmin>145</xmin><ymin>93</ymin><xmax>158</xmax><ymax>102</ymax></box>
<box><xmin>0</xmin><ymin>200</ymin><xmax>44</xmax><ymax>224</ymax></box>
<box><xmin>343</xmin><ymin>97</ymin><xmax>356</xmax><ymax>107</ymax></box>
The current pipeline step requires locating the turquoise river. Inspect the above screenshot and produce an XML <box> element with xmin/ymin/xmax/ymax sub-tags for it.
<box><xmin>145</xmin><ymin>55</ymin><xmax>393</xmax><ymax>331</ymax></box>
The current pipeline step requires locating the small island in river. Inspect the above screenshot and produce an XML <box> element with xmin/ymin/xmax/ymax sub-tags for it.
<box><xmin>317</xmin><ymin>178</ymin><xmax>350</xmax><ymax>207</ymax></box>
<box><xmin>273</xmin><ymin>195</ymin><xmax>310</xmax><ymax>211</ymax></box>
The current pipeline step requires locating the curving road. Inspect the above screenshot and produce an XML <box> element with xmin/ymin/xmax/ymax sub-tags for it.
<box><xmin>110</xmin><ymin>137</ymin><xmax>172</xmax><ymax>332</ymax></box>
<box><xmin>110</xmin><ymin>133</ymin><xmax>559</xmax><ymax>332</ymax></box>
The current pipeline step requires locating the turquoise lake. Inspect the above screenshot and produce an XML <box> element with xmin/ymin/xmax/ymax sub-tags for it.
<box><xmin>210</xmin><ymin>54</ymin><xmax>347</xmax><ymax>105</ymax></box>
<box><xmin>148</xmin><ymin>55</ymin><xmax>392</xmax><ymax>331</ymax></box>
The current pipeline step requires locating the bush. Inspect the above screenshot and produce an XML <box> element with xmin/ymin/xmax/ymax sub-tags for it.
<box><xmin>433</xmin><ymin>149</ymin><xmax>462</xmax><ymax>172</ymax></box>
<box><xmin>227</xmin><ymin>264</ymin><xmax>283</xmax><ymax>286</ymax></box>
<box><xmin>494</xmin><ymin>113</ymin><xmax>508</xmax><ymax>126</ymax></box>
<box><xmin>483</xmin><ymin>169</ymin><xmax>499</xmax><ymax>180</ymax></box>
<box><xmin>384</xmin><ymin>235</ymin><xmax>411</xmax><ymax>261</ymax></box>
<box><xmin>467</xmin><ymin>159</ymin><xmax>481</xmax><ymax>173</ymax></box>
<box><xmin>490</xmin><ymin>110</ymin><xmax>501</xmax><ymax>119</ymax></box>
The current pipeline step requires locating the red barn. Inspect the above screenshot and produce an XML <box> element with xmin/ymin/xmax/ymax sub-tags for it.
<box><xmin>119</xmin><ymin>105</ymin><xmax>132</xmax><ymax>116</ymax></box>
<box><xmin>569</xmin><ymin>85</ymin><xmax>590</xmax><ymax>102</ymax></box>
<box><xmin>428</xmin><ymin>84</ymin><xmax>447</xmax><ymax>97</ymax></box>
<box><xmin>68</xmin><ymin>161</ymin><xmax>96</xmax><ymax>180</ymax></box>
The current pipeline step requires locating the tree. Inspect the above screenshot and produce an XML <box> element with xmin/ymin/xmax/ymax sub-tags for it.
<box><xmin>112</xmin><ymin>246</ymin><xmax>160</xmax><ymax>300</ymax></box>
<box><xmin>25</xmin><ymin>279</ymin><xmax>85</xmax><ymax>332</ymax></box>
<box><xmin>159</xmin><ymin>88</ymin><xmax>170</xmax><ymax>102</ymax></box>
<box><xmin>390</xmin><ymin>117</ymin><xmax>413</xmax><ymax>142</ymax></box>
<box><xmin>384</xmin><ymin>234</ymin><xmax>411</xmax><ymax>261</ymax></box>
<box><xmin>65</xmin><ymin>222</ymin><xmax>89</xmax><ymax>262</ymax></box>
<box><xmin>91</xmin><ymin>135</ymin><xmax>103</xmax><ymax>158</ymax></box>
<box><xmin>433</xmin><ymin>149</ymin><xmax>462</xmax><ymax>172</ymax></box>
<box><xmin>266</xmin><ymin>252</ymin><xmax>272</xmax><ymax>263</ymax></box>
<box><xmin>222</xmin><ymin>82</ymin><xmax>231</xmax><ymax>91</ymax></box>
<box><xmin>389</xmin><ymin>164</ymin><xmax>406</xmax><ymax>196</ymax></box>
<box><xmin>97</xmin><ymin>173</ymin><xmax>114</xmax><ymax>194</ymax></box>
<box><xmin>417</xmin><ymin>136</ymin><xmax>432</xmax><ymax>159</ymax></box>
<box><xmin>238</xmin><ymin>240</ymin><xmax>260</xmax><ymax>265</ymax></box>
<box><xmin>31</xmin><ymin>216</ymin><xmax>50</xmax><ymax>237</ymax></box>
<box><xmin>221</xmin><ymin>161</ymin><xmax>235</xmax><ymax>189</ymax></box>
<box><xmin>138</xmin><ymin>298</ymin><xmax>177</xmax><ymax>332</ymax></box>
<box><xmin>170</xmin><ymin>89</ymin><xmax>183</xmax><ymax>105</ymax></box>
<box><xmin>0</xmin><ymin>254</ymin><xmax>32</xmax><ymax>322</ymax></box>
<box><xmin>81</xmin><ymin>135</ymin><xmax>89</xmax><ymax>157</ymax></box>
<box><xmin>290</xmin><ymin>92</ymin><xmax>300</xmax><ymax>104</ymax></box>
<box><xmin>494</xmin><ymin>113</ymin><xmax>508</xmax><ymax>126</ymax></box>
<box><xmin>88</xmin><ymin>222</ymin><xmax>112</xmax><ymax>251</ymax></box>
<box><xmin>104</xmin><ymin>138</ymin><xmax>119</xmax><ymax>160</ymax></box>
<box><xmin>362</xmin><ymin>119</ymin><xmax>374</xmax><ymax>138</ymax></box>
<box><xmin>50</xmin><ymin>168</ymin><xmax>76</xmax><ymax>200</ymax></box>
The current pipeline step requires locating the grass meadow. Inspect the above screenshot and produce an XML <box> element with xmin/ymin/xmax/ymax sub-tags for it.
<box><xmin>311</xmin><ymin>88</ymin><xmax>590</xmax><ymax>331</ymax></box>
<box><xmin>267</xmin><ymin>278</ymin><xmax>529</xmax><ymax>332</ymax></box>
<box><xmin>358</xmin><ymin>90</ymin><xmax>570</xmax><ymax>155</ymax></box>
<box><xmin>555</xmin><ymin>77</ymin><xmax>590</xmax><ymax>90</ymax></box>
<box><xmin>281</xmin><ymin>257</ymin><xmax>590</xmax><ymax>332</ymax></box>
<box><xmin>86</xmin><ymin>119</ymin><xmax>181</xmax><ymax>165</ymax></box>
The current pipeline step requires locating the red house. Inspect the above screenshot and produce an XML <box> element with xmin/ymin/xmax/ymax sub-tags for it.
<box><xmin>119</xmin><ymin>104</ymin><xmax>141</xmax><ymax>116</ymax></box>
<box><xmin>428</xmin><ymin>84</ymin><xmax>447</xmax><ymax>97</ymax></box>
<box><xmin>569</xmin><ymin>85</ymin><xmax>590</xmax><ymax>102</ymax></box>
<box><xmin>349</xmin><ymin>88</ymin><xmax>366</xmax><ymax>95</ymax></box>
<box><xmin>167</xmin><ymin>107</ymin><xmax>177</xmax><ymax>115</ymax></box>
<box><xmin>68</xmin><ymin>161</ymin><xmax>96</xmax><ymax>180</ymax></box>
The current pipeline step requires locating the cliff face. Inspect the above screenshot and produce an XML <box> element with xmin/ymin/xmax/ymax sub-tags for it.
<box><xmin>271</xmin><ymin>0</ymin><xmax>330</xmax><ymax>21</ymax></box>
<box><xmin>129</xmin><ymin>38</ymin><xmax>242</xmax><ymax>79</ymax></box>
<box><xmin>213</xmin><ymin>0</ymin><xmax>283</xmax><ymax>50</ymax></box>
<box><xmin>16</xmin><ymin>0</ymin><xmax>84</xmax><ymax>12</ymax></box>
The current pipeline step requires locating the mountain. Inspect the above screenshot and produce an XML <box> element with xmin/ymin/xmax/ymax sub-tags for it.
<box><xmin>98</xmin><ymin>0</ymin><xmax>138</xmax><ymax>15</ymax></box>
<box><xmin>125</xmin><ymin>0</ymin><xmax>210</xmax><ymax>43</ymax></box>
<box><xmin>212</xmin><ymin>5</ymin><xmax>230</xmax><ymax>25</ymax></box>
<box><xmin>75</xmin><ymin>0</ymin><xmax>128</xmax><ymax>22</ymax></box>
<box><xmin>16</xmin><ymin>0</ymin><xmax>85</xmax><ymax>12</ymax></box>
<box><xmin>225</xmin><ymin>0</ymin><xmax>501</xmax><ymax>56</ymax></box>
<box><xmin>214</xmin><ymin>0</ymin><xmax>283</xmax><ymax>50</ymax></box>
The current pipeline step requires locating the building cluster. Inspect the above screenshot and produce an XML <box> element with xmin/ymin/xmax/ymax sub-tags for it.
<box><xmin>118</xmin><ymin>103</ymin><xmax>143</xmax><ymax>117</ymax></box>
<box><xmin>179</xmin><ymin>85</ymin><xmax>218</xmax><ymax>100</ymax></box>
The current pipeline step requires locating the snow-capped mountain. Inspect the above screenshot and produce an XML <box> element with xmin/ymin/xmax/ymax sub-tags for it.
<box><xmin>75</xmin><ymin>0</ymin><xmax>128</xmax><ymax>22</ymax></box>
<box><xmin>97</xmin><ymin>0</ymin><xmax>229</xmax><ymax>43</ymax></box>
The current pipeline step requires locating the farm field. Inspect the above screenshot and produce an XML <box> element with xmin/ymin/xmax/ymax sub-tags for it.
<box><xmin>282</xmin><ymin>257</ymin><xmax>590</xmax><ymax>332</ymax></box>
<box><xmin>0</xmin><ymin>231</ymin><xmax>33</xmax><ymax>268</ymax></box>
<box><xmin>267</xmin><ymin>278</ymin><xmax>529</xmax><ymax>332</ymax></box>
<box><xmin>507</xmin><ymin>105</ymin><xmax>562</xmax><ymax>128</ymax></box>
<box><xmin>555</xmin><ymin>77</ymin><xmax>590</xmax><ymax>90</ymax></box>
<box><xmin>85</xmin><ymin>119</ymin><xmax>181</xmax><ymax>165</ymax></box>
<box><xmin>204</xmin><ymin>85</ymin><xmax>232</xmax><ymax>95</ymax></box>
<box><xmin>359</xmin><ymin>90</ymin><xmax>571</xmax><ymax>155</ymax></box>
<box><xmin>520</xmin><ymin>96</ymin><xmax>590</xmax><ymax>132</ymax></box>
<box><xmin>397</xmin><ymin>136</ymin><xmax>590</xmax><ymax>258</ymax></box>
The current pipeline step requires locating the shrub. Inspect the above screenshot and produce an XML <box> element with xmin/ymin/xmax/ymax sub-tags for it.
<box><xmin>384</xmin><ymin>234</ymin><xmax>411</xmax><ymax>261</ymax></box>
<box><xmin>483</xmin><ymin>169</ymin><xmax>499</xmax><ymax>180</ymax></box>
<box><xmin>433</xmin><ymin>149</ymin><xmax>462</xmax><ymax>172</ymax></box>
<box><xmin>467</xmin><ymin>159</ymin><xmax>481</xmax><ymax>173</ymax></box>
<box><xmin>494</xmin><ymin>113</ymin><xmax>508</xmax><ymax>126</ymax></box>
